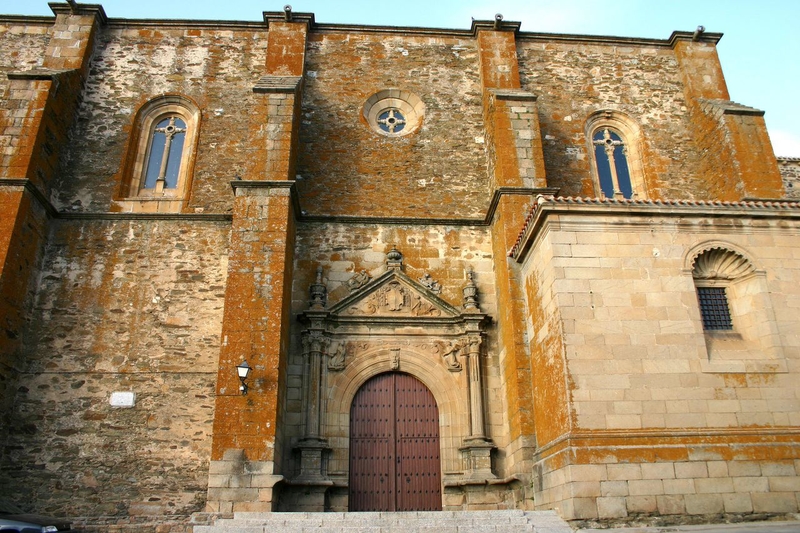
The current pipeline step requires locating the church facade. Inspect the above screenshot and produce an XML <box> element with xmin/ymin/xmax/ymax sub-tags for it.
<box><xmin>1</xmin><ymin>3</ymin><xmax>800</xmax><ymax>529</ymax></box>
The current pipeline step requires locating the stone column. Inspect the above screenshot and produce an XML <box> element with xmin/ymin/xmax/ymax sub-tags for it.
<box><xmin>460</xmin><ymin>323</ymin><xmax>495</xmax><ymax>481</ymax></box>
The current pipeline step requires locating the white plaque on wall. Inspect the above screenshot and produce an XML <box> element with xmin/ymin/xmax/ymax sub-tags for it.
<box><xmin>109</xmin><ymin>391</ymin><xmax>136</xmax><ymax>408</ymax></box>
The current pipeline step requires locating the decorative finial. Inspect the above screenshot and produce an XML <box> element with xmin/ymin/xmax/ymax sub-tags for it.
<box><xmin>309</xmin><ymin>265</ymin><xmax>327</xmax><ymax>310</ymax></box>
<box><xmin>463</xmin><ymin>267</ymin><xmax>479</xmax><ymax>311</ymax></box>
<box><xmin>387</xmin><ymin>246</ymin><xmax>403</xmax><ymax>270</ymax></box>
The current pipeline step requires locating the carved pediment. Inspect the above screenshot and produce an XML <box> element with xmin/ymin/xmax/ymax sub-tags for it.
<box><xmin>329</xmin><ymin>269</ymin><xmax>461</xmax><ymax>319</ymax></box>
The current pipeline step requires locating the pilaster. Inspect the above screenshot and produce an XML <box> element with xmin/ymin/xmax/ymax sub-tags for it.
<box><xmin>208</xmin><ymin>13</ymin><xmax>310</xmax><ymax>513</ymax></box>
<box><xmin>476</xmin><ymin>20</ymin><xmax>541</xmax><ymax>483</ymax></box>
<box><xmin>0</xmin><ymin>4</ymin><xmax>105</xmax><ymax>443</ymax></box>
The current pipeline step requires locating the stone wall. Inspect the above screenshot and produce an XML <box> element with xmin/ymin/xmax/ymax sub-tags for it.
<box><xmin>517</xmin><ymin>39</ymin><xmax>697</xmax><ymax>199</ymax></box>
<box><xmin>516</xmin><ymin>201</ymin><xmax>800</xmax><ymax>520</ymax></box>
<box><xmin>780</xmin><ymin>158</ymin><xmax>800</xmax><ymax>199</ymax></box>
<box><xmin>0</xmin><ymin>217</ymin><xmax>228</xmax><ymax>519</ymax></box>
<box><xmin>54</xmin><ymin>25</ymin><xmax>269</xmax><ymax>213</ymax></box>
<box><xmin>297</xmin><ymin>32</ymin><xmax>489</xmax><ymax>219</ymax></box>
<box><xmin>282</xmin><ymin>222</ymin><xmax>505</xmax><ymax>509</ymax></box>
<box><xmin>0</xmin><ymin>19</ymin><xmax>49</xmax><ymax>99</ymax></box>
<box><xmin>1</xmin><ymin>6</ymin><xmax>797</xmax><ymax>527</ymax></box>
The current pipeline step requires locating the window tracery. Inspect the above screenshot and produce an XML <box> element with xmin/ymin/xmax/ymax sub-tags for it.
<box><xmin>586</xmin><ymin>111</ymin><xmax>645</xmax><ymax>200</ymax></box>
<box><xmin>117</xmin><ymin>95</ymin><xmax>200</xmax><ymax>213</ymax></box>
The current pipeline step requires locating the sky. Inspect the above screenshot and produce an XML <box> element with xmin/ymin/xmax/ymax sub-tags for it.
<box><xmin>11</xmin><ymin>0</ymin><xmax>800</xmax><ymax>157</ymax></box>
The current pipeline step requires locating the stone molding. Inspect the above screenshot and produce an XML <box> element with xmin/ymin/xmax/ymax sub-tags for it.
<box><xmin>262</xmin><ymin>10</ymin><xmax>315</xmax><ymax>30</ymax></box>
<box><xmin>1</xmin><ymin>13</ymin><xmax>721</xmax><ymax>49</ymax></box>
<box><xmin>253</xmin><ymin>76</ymin><xmax>303</xmax><ymax>94</ymax></box>
<box><xmin>48</xmin><ymin>2</ymin><xmax>108</xmax><ymax>25</ymax></box>
<box><xmin>511</xmin><ymin>195</ymin><xmax>800</xmax><ymax>261</ymax></box>
<box><xmin>294</xmin><ymin>253</ymin><xmax>494</xmax><ymax>489</ymax></box>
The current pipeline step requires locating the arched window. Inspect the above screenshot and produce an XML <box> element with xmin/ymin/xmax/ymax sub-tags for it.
<box><xmin>586</xmin><ymin>111</ymin><xmax>646</xmax><ymax>200</ymax></box>
<box><xmin>143</xmin><ymin>115</ymin><xmax>187</xmax><ymax>192</ymax></box>
<box><xmin>686</xmin><ymin>243</ymin><xmax>786</xmax><ymax>372</ymax></box>
<box><xmin>691</xmin><ymin>247</ymin><xmax>754</xmax><ymax>331</ymax></box>
<box><xmin>592</xmin><ymin>127</ymin><xmax>633</xmax><ymax>199</ymax></box>
<box><xmin>117</xmin><ymin>95</ymin><xmax>200</xmax><ymax>213</ymax></box>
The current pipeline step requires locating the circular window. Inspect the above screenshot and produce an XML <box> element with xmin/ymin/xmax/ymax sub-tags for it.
<box><xmin>363</xmin><ymin>89</ymin><xmax>424</xmax><ymax>137</ymax></box>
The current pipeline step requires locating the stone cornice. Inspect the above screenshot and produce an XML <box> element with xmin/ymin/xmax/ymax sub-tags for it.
<box><xmin>253</xmin><ymin>76</ymin><xmax>302</xmax><ymax>94</ymax></box>
<box><xmin>470</xmin><ymin>19</ymin><xmax>522</xmax><ymax>36</ymax></box>
<box><xmin>297</xmin><ymin>187</ymin><xmax>558</xmax><ymax>227</ymax></box>
<box><xmin>510</xmin><ymin>195</ymin><xmax>800</xmax><ymax>262</ymax></box>
<box><xmin>1</xmin><ymin>13</ymin><xmax>721</xmax><ymax>49</ymax></box>
<box><xmin>48</xmin><ymin>2</ymin><xmax>108</xmax><ymax>25</ymax></box>
<box><xmin>0</xmin><ymin>15</ymin><xmax>53</xmax><ymax>25</ymax></box>
<box><xmin>668</xmin><ymin>30</ymin><xmax>724</xmax><ymax>47</ymax></box>
<box><xmin>535</xmin><ymin>426</ymin><xmax>800</xmax><ymax>463</ymax></box>
<box><xmin>262</xmin><ymin>10</ymin><xmax>315</xmax><ymax>31</ymax></box>
<box><xmin>490</xmin><ymin>89</ymin><xmax>538</xmax><ymax>102</ymax></box>
<box><xmin>0</xmin><ymin>178</ymin><xmax>58</xmax><ymax>218</ymax></box>
<box><xmin>58</xmin><ymin>212</ymin><xmax>232</xmax><ymax>222</ymax></box>
<box><xmin>6</xmin><ymin>68</ymin><xmax>78</xmax><ymax>81</ymax></box>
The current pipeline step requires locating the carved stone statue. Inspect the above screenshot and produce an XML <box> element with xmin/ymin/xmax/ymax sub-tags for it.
<box><xmin>327</xmin><ymin>341</ymin><xmax>346</xmax><ymax>371</ymax></box>
<box><xmin>347</xmin><ymin>270</ymin><xmax>371</xmax><ymax>292</ymax></box>
<box><xmin>440</xmin><ymin>340</ymin><xmax>463</xmax><ymax>371</ymax></box>
<box><xmin>419</xmin><ymin>272</ymin><xmax>441</xmax><ymax>294</ymax></box>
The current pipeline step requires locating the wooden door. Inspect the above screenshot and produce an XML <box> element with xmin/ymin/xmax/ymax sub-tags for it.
<box><xmin>349</xmin><ymin>372</ymin><xmax>442</xmax><ymax>511</ymax></box>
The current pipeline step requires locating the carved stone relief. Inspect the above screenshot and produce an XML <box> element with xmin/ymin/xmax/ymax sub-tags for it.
<box><xmin>347</xmin><ymin>270</ymin><xmax>371</xmax><ymax>292</ymax></box>
<box><xmin>348</xmin><ymin>280</ymin><xmax>441</xmax><ymax>317</ymax></box>
<box><xmin>437</xmin><ymin>340</ymin><xmax>463</xmax><ymax>372</ymax></box>
<box><xmin>295</xmin><ymin>254</ymin><xmax>493</xmax><ymax>486</ymax></box>
<box><xmin>327</xmin><ymin>340</ymin><xmax>347</xmax><ymax>371</ymax></box>
<box><xmin>419</xmin><ymin>272</ymin><xmax>442</xmax><ymax>294</ymax></box>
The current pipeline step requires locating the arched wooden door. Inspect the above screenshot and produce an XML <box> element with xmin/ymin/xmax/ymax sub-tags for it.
<box><xmin>349</xmin><ymin>372</ymin><xmax>442</xmax><ymax>511</ymax></box>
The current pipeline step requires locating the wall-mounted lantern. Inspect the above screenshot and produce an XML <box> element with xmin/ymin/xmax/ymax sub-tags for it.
<box><xmin>236</xmin><ymin>360</ymin><xmax>251</xmax><ymax>395</ymax></box>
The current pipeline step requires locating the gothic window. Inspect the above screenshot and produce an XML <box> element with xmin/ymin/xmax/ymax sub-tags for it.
<box><xmin>117</xmin><ymin>95</ymin><xmax>200</xmax><ymax>213</ymax></box>
<box><xmin>592</xmin><ymin>127</ymin><xmax>633</xmax><ymax>199</ymax></box>
<box><xmin>585</xmin><ymin>111</ymin><xmax>646</xmax><ymax>200</ymax></box>
<box><xmin>143</xmin><ymin>116</ymin><xmax>187</xmax><ymax>191</ymax></box>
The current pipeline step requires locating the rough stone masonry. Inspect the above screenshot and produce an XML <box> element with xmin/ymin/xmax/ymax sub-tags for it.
<box><xmin>0</xmin><ymin>3</ymin><xmax>798</xmax><ymax>532</ymax></box>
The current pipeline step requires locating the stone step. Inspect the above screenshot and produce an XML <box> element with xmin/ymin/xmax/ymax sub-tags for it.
<box><xmin>194</xmin><ymin>510</ymin><xmax>572</xmax><ymax>533</ymax></box>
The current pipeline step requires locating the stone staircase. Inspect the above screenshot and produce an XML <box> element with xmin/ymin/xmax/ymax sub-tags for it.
<box><xmin>193</xmin><ymin>509</ymin><xmax>573</xmax><ymax>533</ymax></box>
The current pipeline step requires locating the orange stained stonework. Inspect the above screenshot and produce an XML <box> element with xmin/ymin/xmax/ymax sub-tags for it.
<box><xmin>490</xmin><ymin>100</ymin><xmax>524</xmax><ymax>188</ymax></box>
<box><xmin>1</xmin><ymin>80</ymin><xmax>50</xmax><ymax>182</ymax></box>
<box><xmin>0</xmin><ymin>190</ymin><xmax>48</xmax><ymax>423</ymax></box>
<box><xmin>476</xmin><ymin>30</ymin><xmax>522</xmax><ymax>90</ymax></box>
<box><xmin>478</xmin><ymin>30</ymin><xmax>525</xmax><ymax>190</ymax></box>
<box><xmin>42</xmin><ymin>11</ymin><xmax>103</xmax><ymax>77</ymax></box>
<box><xmin>674</xmin><ymin>40</ymin><xmax>783</xmax><ymax>200</ymax></box>
<box><xmin>723</xmin><ymin>111</ymin><xmax>784</xmax><ymax>198</ymax></box>
<box><xmin>673</xmin><ymin>40</ymin><xmax>729</xmax><ymax>101</ymax></box>
<box><xmin>265</xmin><ymin>21</ymin><xmax>308</xmax><ymax>77</ymax></box>
<box><xmin>524</xmin><ymin>266</ymin><xmax>570</xmax><ymax>447</ymax></box>
<box><xmin>491</xmin><ymin>195</ymin><xmax>536</xmax><ymax>441</ymax></box>
<box><xmin>0</xmin><ymin>9</ymin><xmax>101</xmax><ymax>435</ymax></box>
<box><xmin>212</xmin><ymin>193</ymin><xmax>295</xmax><ymax>461</ymax></box>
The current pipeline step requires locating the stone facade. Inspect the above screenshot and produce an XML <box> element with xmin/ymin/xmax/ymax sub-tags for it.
<box><xmin>0</xmin><ymin>4</ymin><xmax>798</xmax><ymax>530</ymax></box>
